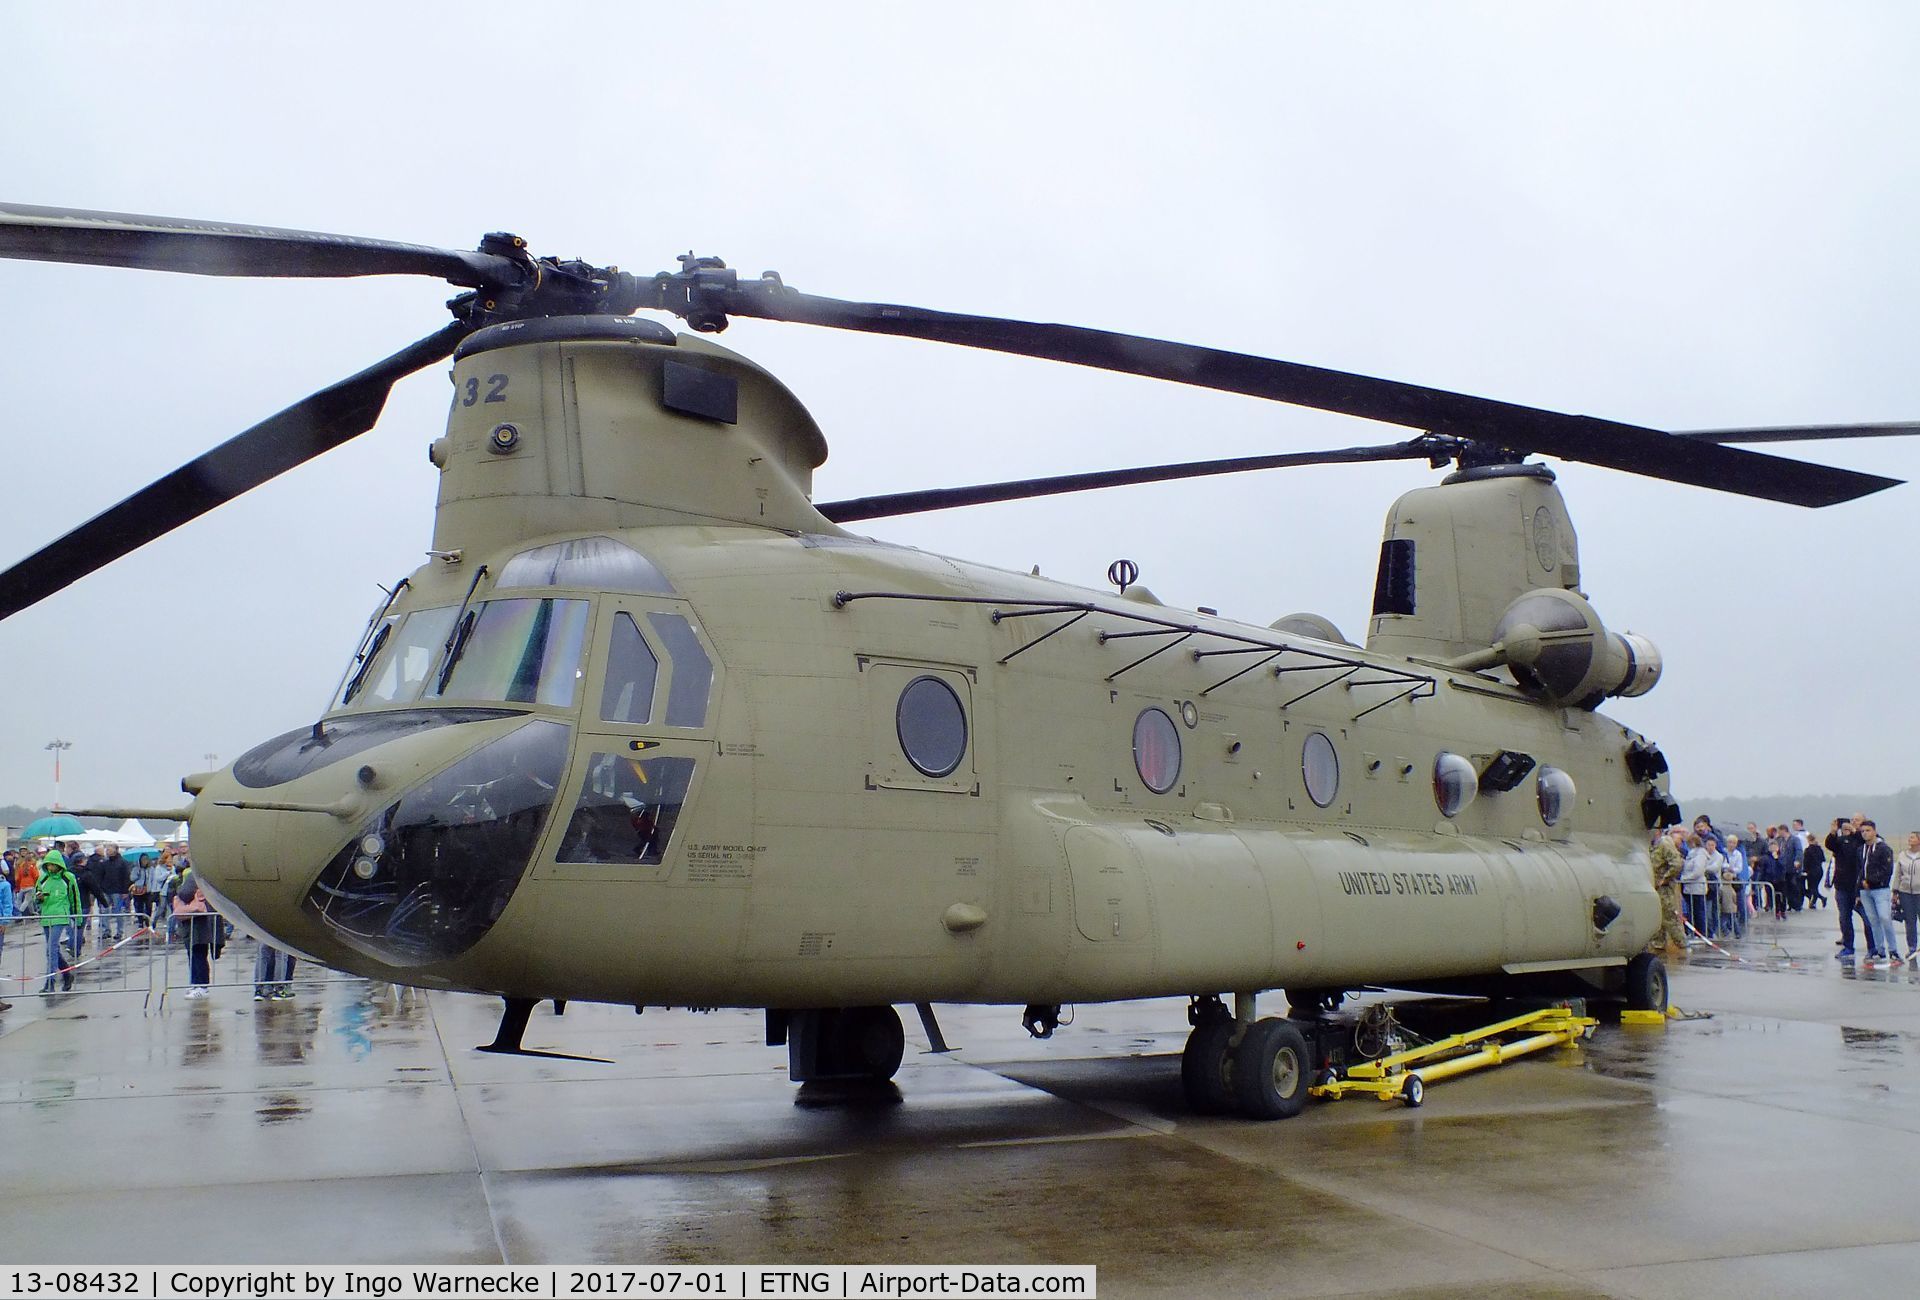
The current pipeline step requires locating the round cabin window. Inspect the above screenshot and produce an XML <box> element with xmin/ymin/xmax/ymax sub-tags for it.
<box><xmin>1537</xmin><ymin>766</ymin><xmax>1576</xmax><ymax>827</ymax></box>
<box><xmin>1302</xmin><ymin>732</ymin><xmax>1340</xmax><ymax>808</ymax></box>
<box><xmin>896</xmin><ymin>676</ymin><xmax>968</xmax><ymax>778</ymax></box>
<box><xmin>1133</xmin><ymin>708</ymin><xmax>1182</xmax><ymax>794</ymax></box>
<box><xmin>1433</xmin><ymin>752</ymin><xmax>1479</xmax><ymax>818</ymax></box>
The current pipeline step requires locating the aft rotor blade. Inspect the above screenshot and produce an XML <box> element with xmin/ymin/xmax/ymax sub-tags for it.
<box><xmin>1679</xmin><ymin>422</ymin><xmax>1920</xmax><ymax>444</ymax></box>
<box><xmin>820</xmin><ymin>441</ymin><xmax>1440</xmax><ymax>522</ymax></box>
<box><xmin>0</xmin><ymin>322</ymin><xmax>472</xmax><ymax>622</ymax></box>
<box><xmin>0</xmin><ymin>202</ymin><xmax>517</xmax><ymax>287</ymax></box>
<box><xmin>719</xmin><ymin>286</ymin><xmax>1899</xmax><ymax>507</ymax></box>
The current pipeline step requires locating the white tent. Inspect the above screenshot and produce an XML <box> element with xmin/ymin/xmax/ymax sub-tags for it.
<box><xmin>115</xmin><ymin>818</ymin><xmax>157</xmax><ymax>848</ymax></box>
<box><xmin>163</xmin><ymin>821</ymin><xmax>190</xmax><ymax>845</ymax></box>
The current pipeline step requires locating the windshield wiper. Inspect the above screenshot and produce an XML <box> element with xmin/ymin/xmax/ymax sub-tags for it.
<box><xmin>339</xmin><ymin>620</ymin><xmax>395</xmax><ymax>706</ymax></box>
<box><xmin>318</xmin><ymin>575</ymin><xmax>411</xmax><ymax>729</ymax></box>
<box><xmin>434</xmin><ymin>564</ymin><xmax>490</xmax><ymax>696</ymax></box>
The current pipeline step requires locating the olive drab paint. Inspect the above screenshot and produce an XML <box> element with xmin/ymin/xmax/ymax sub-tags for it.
<box><xmin>186</xmin><ymin>315</ymin><xmax>1673</xmax><ymax>1052</ymax></box>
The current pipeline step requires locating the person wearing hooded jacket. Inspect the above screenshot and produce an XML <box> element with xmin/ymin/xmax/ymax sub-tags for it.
<box><xmin>35</xmin><ymin>849</ymin><xmax>81</xmax><ymax>993</ymax></box>
<box><xmin>12</xmin><ymin>851</ymin><xmax>39</xmax><ymax>916</ymax></box>
<box><xmin>143</xmin><ymin>854</ymin><xmax>173</xmax><ymax>932</ymax></box>
<box><xmin>1681</xmin><ymin>834</ymin><xmax>1719</xmax><ymax>942</ymax></box>
<box><xmin>1893</xmin><ymin>832</ymin><xmax>1920</xmax><ymax>963</ymax></box>
<box><xmin>172</xmin><ymin>876</ymin><xmax>217</xmax><ymax>997</ymax></box>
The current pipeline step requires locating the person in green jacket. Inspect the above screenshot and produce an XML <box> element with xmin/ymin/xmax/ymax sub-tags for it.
<box><xmin>36</xmin><ymin>849</ymin><xmax>80</xmax><ymax>993</ymax></box>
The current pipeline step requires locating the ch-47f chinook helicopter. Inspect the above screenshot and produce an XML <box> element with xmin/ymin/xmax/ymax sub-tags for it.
<box><xmin>1</xmin><ymin>203</ymin><xmax>1908</xmax><ymax>1120</ymax></box>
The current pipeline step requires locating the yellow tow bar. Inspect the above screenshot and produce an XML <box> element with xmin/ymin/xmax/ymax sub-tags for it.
<box><xmin>1308</xmin><ymin>1006</ymin><xmax>1598</xmax><ymax>1109</ymax></box>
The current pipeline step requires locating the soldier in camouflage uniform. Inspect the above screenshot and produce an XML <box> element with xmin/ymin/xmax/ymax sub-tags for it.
<box><xmin>1649</xmin><ymin>825</ymin><xmax>1688</xmax><ymax>957</ymax></box>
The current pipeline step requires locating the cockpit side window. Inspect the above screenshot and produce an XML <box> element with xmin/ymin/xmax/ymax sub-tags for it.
<box><xmin>335</xmin><ymin>615</ymin><xmax>398</xmax><ymax>709</ymax></box>
<box><xmin>432</xmin><ymin>598</ymin><xmax>591</xmax><ymax>708</ymax></box>
<box><xmin>601</xmin><ymin>612</ymin><xmax>660</xmax><ymax>725</ymax></box>
<box><xmin>556</xmin><ymin>753</ymin><xmax>695</xmax><ymax>865</ymax></box>
<box><xmin>647</xmin><ymin>612</ymin><xmax>714</xmax><ymax>728</ymax></box>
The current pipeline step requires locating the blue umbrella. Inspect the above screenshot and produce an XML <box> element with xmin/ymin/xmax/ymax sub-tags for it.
<box><xmin>125</xmin><ymin>847</ymin><xmax>160</xmax><ymax>863</ymax></box>
<box><xmin>21</xmin><ymin>814</ymin><xmax>85</xmax><ymax>840</ymax></box>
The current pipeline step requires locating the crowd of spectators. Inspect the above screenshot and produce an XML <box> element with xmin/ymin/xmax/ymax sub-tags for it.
<box><xmin>0</xmin><ymin>840</ymin><xmax>282</xmax><ymax>1009</ymax></box>
<box><xmin>1660</xmin><ymin>813</ymin><xmax>1920</xmax><ymax>967</ymax></box>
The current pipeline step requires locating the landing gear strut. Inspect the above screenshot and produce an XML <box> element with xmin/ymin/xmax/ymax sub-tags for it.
<box><xmin>1286</xmin><ymin>987</ymin><xmax>1346</xmax><ymax>1019</ymax></box>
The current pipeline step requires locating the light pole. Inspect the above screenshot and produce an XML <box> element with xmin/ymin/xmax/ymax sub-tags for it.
<box><xmin>202</xmin><ymin>752</ymin><xmax>219</xmax><ymax>771</ymax></box>
<box><xmin>45</xmin><ymin>738</ymin><xmax>73</xmax><ymax>809</ymax></box>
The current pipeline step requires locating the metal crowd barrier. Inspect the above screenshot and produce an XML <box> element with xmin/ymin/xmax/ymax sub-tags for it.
<box><xmin>0</xmin><ymin>910</ymin><xmax>351</xmax><ymax>1009</ymax></box>
<box><xmin>1679</xmin><ymin>880</ymin><xmax>1777</xmax><ymax>931</ymax></box>
<box><xmin>0</xmin><ymin>912</ymin><xmax>155</xmax><ymax>999</ymax></box>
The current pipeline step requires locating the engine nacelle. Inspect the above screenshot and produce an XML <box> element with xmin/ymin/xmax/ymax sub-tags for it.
<box><xmin>1491</xmin><ymin>589</ymin><xmax>1661</xmax><ymax>709</ymax></box>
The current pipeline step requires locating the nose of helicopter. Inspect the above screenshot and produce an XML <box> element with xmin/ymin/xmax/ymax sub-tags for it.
<box><xmin>191</xmin><ymin>710</ymin><xmax>571</xmax><ymax>976</ymax></box>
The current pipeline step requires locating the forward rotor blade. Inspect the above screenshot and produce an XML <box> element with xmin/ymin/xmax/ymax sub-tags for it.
<box><xmin>0</xmin><ymin>203</ymin><xmax>517</xmax><ymax>287</ymax></box>
<box><xmin>820</xmin><ymin>441</ymin><xmax>1440</xmax><ymax>522</ymax></box>
<box><xmin>1680</xmin><ymin>422</ymin><xmax>1920</xmax><ymax>444</ymax></box>
<box><xmin>0</xmin><ymin>322</ymin><xmax>472</xmax><ymax>621</ymax></box>
<box><xmin>721</xmin><ymin>287</ymin><xmax>1899</xmax><ymax>507</ymax></box>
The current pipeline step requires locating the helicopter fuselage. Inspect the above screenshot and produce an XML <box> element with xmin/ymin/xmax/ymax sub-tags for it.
<box><xmin>194</xmin><ymin>516</ymin><xmax>1662</xmax><ymax>1014</ymax></box>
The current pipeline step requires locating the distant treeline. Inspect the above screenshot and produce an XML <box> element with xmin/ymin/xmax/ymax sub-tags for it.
<box><xmin>1683</xmin><ymin>786</ymin><xmax>1920</xmax><ymax>837</ymax></box>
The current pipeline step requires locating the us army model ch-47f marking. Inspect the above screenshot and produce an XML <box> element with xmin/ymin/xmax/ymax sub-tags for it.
<box><xmin>2</xmin><ymin>203</ymin><xmax>1909</xmax><ymax>1120</ymax></box>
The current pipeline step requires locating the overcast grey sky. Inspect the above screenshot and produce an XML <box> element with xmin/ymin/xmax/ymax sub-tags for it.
<box><xmin>3</xmin><ymin>4</ymin><xmax>1916</xmax><ymax>810</ymax></box>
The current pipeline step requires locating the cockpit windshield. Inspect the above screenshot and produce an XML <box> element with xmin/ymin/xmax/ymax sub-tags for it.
<box><xmin>335</xmin><ymin>606</ymin><xmax>459</xmax><ymax>710</ymax></box>
<box><xmin>430</xmin><ymin>597</ymin><xmax>591</xmax><ymax>708</ymax></box>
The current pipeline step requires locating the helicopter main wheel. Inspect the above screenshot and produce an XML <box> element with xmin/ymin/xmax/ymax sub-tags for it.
<box><xmin>1624</xmin><ymin>953</ymin><xmax>1669</xmax><ymax>1014</ymax></box>
<box><xmin>1181</xmin><ymin>1017</ymin><xmax>1238</xmax><ymax>1115</ymax></box>
<box><xmin>829</xmin><ymin>1005</ymin><xmax>906</xmax><ymax>1081</ymax></box>
<box><xmin>1232</xmin><ymin>1017</ymin><xmax>1312</xmax><ymax>1121</ymax></box>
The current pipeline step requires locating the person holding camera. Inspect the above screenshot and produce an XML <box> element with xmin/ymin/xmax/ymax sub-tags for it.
<box><xmin>1829</xmin><ymin>816</ymin><xmax>1868</xmax><ymax>959</ymax></box>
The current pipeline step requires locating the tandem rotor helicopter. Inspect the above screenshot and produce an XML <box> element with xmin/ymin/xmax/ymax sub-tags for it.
<box><xmin>1</xmin><ymin>203</ymin><xmax>1908</xmax><ymax>1120</ymax></box>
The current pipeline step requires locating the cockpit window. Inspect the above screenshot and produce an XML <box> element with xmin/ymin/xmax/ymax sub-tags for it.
<box><xmin>431</xmin><ymin>598</ymin><xmax>590</xmax><ymax>708</ymax></box>
<box><xmin>343</xmin><ymin>606</ymin><xmax>459</xmax><ymax>709</ymax></box>
<box><xmin>335</xmin><ymin>615</ymin><xmax>398</xmax><ymax>709</ymax></box>
<box><xmin>601</xmin><ymin>612</ymin><xmax>659</xmax><ymax>725</ymax></box>
<box><xmin>557</xmin><ymin>753</ymin><xmax>696</xmax><ymax>865</ymax></box>
<box><xmin>647</xmin><ymin>612</ymin><xmax>713</xmax><ymax>728</ymax></box>
<box><xmin>497</xmin><ymin>536</ymin><xmax>674</xmax><ymax>594</ymax></box>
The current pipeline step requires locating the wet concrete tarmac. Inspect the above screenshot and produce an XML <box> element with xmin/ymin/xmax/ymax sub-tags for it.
<box><xmin>3</xmin><ymin>906</ymin><xmax>1919</xmax><ymax>1297</ymax></box>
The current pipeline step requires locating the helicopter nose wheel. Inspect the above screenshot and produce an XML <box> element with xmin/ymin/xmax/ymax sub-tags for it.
<box><xmin>786</xmin><ymin>1005</ymin><xmax>906</xmax><ymax>1082</ymax></box>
